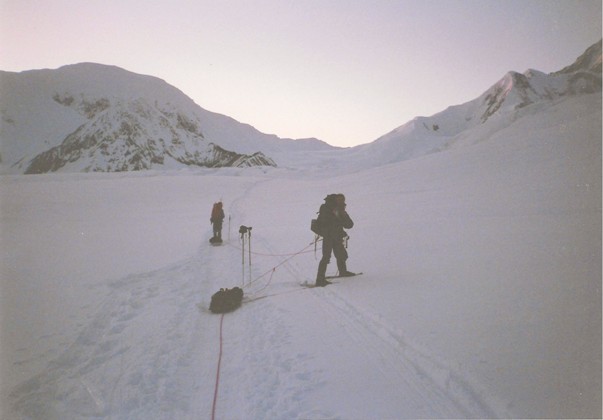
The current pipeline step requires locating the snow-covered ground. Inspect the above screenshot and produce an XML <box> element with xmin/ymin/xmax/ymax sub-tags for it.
<box><xmin>1</xmin><ymin>94</ymin><xmax>601</xmax><ymax>419</ymax></box>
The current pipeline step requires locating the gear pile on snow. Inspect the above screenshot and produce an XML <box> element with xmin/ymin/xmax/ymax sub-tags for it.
<box><xmin>209</xmin><ymin>287</ymin><xmax>244</xmax><ymax>313</ymax></box>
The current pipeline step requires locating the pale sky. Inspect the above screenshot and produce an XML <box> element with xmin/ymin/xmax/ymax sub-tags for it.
<box><xmin>1</xmin><ymin>0</ymin><xmax>601</xmax><ymax>147</ymax></box>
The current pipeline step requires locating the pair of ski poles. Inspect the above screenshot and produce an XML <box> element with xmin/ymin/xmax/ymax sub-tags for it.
<box><xmin>239</xmin><ymin>225</ymin><xmax>252</xmax><ymax>285</ymax></box>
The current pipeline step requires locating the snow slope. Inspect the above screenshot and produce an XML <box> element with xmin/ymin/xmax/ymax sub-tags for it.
<box><xmin>3</xmin><ymin>41</ymin><xmax>599</xmax><ymax>175</ymax></box>
<box><xmin>0</xmin><ymin>64</ymin><xmax>332</xmax><ymax>173</ymax></box>
<box><xmin>1</xmin><ymin>90</ymin><xmax>600</xmax><ymax>418</ymax></box>
<box><xmin>338</xmin><ymin>40</ymin><xmax>601</xmax><ymax>172</ymax></box>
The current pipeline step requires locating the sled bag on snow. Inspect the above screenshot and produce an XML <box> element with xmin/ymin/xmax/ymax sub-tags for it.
<box><xmin>209</xmin><ymin>287</ymin><xmax>244</xmax><ymax>313</ymax></box>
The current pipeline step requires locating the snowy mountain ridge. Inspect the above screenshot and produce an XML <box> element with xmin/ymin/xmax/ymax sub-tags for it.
<box><xmin>0</xmin><ymin>40</ymin><xmax>600</xmax><ymax>174</ymax></box>
<box><xmin>22</xmin><ymin>95</ymin><xmax>276</xmax><ymax>173</ymax></box>
<box><xmin>0</xmin><ymin>64</ymin><xmax>330</xmax><ymax>174</ymax></box>
<box><xmin>347</xmin><ymin>39</ymin><xmax>601</xmax><ymax>167</ymax></box>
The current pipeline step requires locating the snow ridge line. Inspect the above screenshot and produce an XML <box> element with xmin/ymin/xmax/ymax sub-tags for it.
<box><xmin>317</xmin><ymin>287</ymin><xmax>510</xmax><ymax>418</ymax></box>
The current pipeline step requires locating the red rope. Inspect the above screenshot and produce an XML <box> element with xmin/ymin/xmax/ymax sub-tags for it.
<box><xmin>210</xmin><ymin>240</ymin><xmax>318</xmax><ymax>419</ymax></box>
<box><xmin>243</xmin><ymin>242</ymin><xmax>315</xmax><ymax>289</ymax></box>
<box><xmin>226</xmin><ymin>239</ymin><xmax>320</xmax><ymax>257</ymax></box>
<box><xmin>248</xmin><ymin>267</ymin><xmax>276</xmax><ymax>295</ymax></box>
<box><xmin>244</xmin><ymin>248</ymin><xmax>315</xmax><ymax>257</ymax></box>
<box><xmin>211</xmin><ymin>313</ymin><xmax>225</xmax><ymax>420</ymax></box>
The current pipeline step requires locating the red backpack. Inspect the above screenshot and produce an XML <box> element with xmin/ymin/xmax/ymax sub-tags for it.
<box><xmin>211</xmin><ymin>202</ymin><xmax>223</xmax><ymax>220</ymax></box>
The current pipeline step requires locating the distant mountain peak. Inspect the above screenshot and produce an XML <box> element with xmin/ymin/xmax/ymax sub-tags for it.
<box><xmin>351</xmin><ymin>40</ymin><xmax>602</xmax><ymax>169</ymax></box>
<box><xmin>555</xmin><ymin>39</ymin><xmax>602</xmax><ymax>75</ymax></box>
<box><xmin>479</xmin><ymin>41</ymin><xmax>602</xmax><ymax>124</ymax></box>
<box><xmin>0</xmin><ymin>63</ymin><xmax>332</xmax><ymax>174</ymax></box>
<box><xmin>1</xmin><ymin>41</ymin><xmax>600</xmax><ymax>174</ymax></box>
<box><xmin>22</xmin><ymin>97</ymin><xmax>276</xmax><ymax>174</ymax></box>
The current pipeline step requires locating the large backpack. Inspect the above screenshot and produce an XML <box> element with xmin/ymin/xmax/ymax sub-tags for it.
<box><xmin>311</xmin><ymin>194</ymin><xmax>338</xmax><ymax>236</ymax></box>
<box><xmin>211</xmin><ymin>202</ymin><xmax>223</xmax><ymax>222</ymax></box>
<box><xmin>310</xmin><ymin>218</ymin><xmax>324</xmax><ymax>236</ymax></box>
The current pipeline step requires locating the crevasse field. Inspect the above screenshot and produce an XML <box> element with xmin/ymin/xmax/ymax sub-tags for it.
<box><xmin>1</xmin><ymin>94</ymin><xmax>601</xmax><ymax>419</ymax></box>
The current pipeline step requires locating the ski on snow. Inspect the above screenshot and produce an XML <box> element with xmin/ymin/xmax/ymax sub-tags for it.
<box><xmin>300</xmin><ymin>281</ymin><xmax>339</xmax><ymax>289</ymax></box>
<box><xmin>325</xmin><ymin>272</ymin><xmax>363</xmax><ymax>279</ymax></box>
<box><xmin>300</xmin><ymin>272</ymin><xmax>363</xmax><ymax>288</ymax></box>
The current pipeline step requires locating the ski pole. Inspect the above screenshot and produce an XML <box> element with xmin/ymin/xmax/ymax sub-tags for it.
<box><xmin>239</xmin><ymin>226</ymin><xmax>251</xmax><ymax>285</ymax></box>
<box><xmin>248</xmin><ymin>227</ymin><xmax>252</xmax><ymax>267</ymax></box>
<box><xmin>241</xmin><ymin>230</ymin><xmax>245</xmax><ymax>285</ymax></box>
<box><xmin>248</xmin><ymin>228</ymin><xmax>252</xmax><ymax>284</ymax></box>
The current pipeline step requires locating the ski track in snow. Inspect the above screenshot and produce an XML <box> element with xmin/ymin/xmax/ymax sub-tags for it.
<box><xmin>7</xmin><ymin>177</ymin><xmax>509</xmax><ymax>419</ymax></box>
<box><xmin>306</xmin><ymin>288</ymin><xmax>498</xmax><ymax>418</ymax></box>
<box><xmin>10</xmin><ymin>251</ymin><xmax>214</xmax><ymax>419</ymax></box>
<box><xmin>239</xmin><ymin>247</ymin><xmax>497</xmax><ymax>419</ymax></box>
<box><xmin>209</xmin><ymin>177</ymin><xmax>500</xmax><ymax>419</ymax></box>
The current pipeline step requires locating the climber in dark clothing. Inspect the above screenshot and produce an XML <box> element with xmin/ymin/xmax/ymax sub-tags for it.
<box><xmin>210</xmin><ymin>202</ymin><xmax>225</xmax><ymax>243</ymax></box>
<box><xmin>315</xmin><ymin>193</ymin><xmax>355</xmax><ymax>287</ymax></box>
